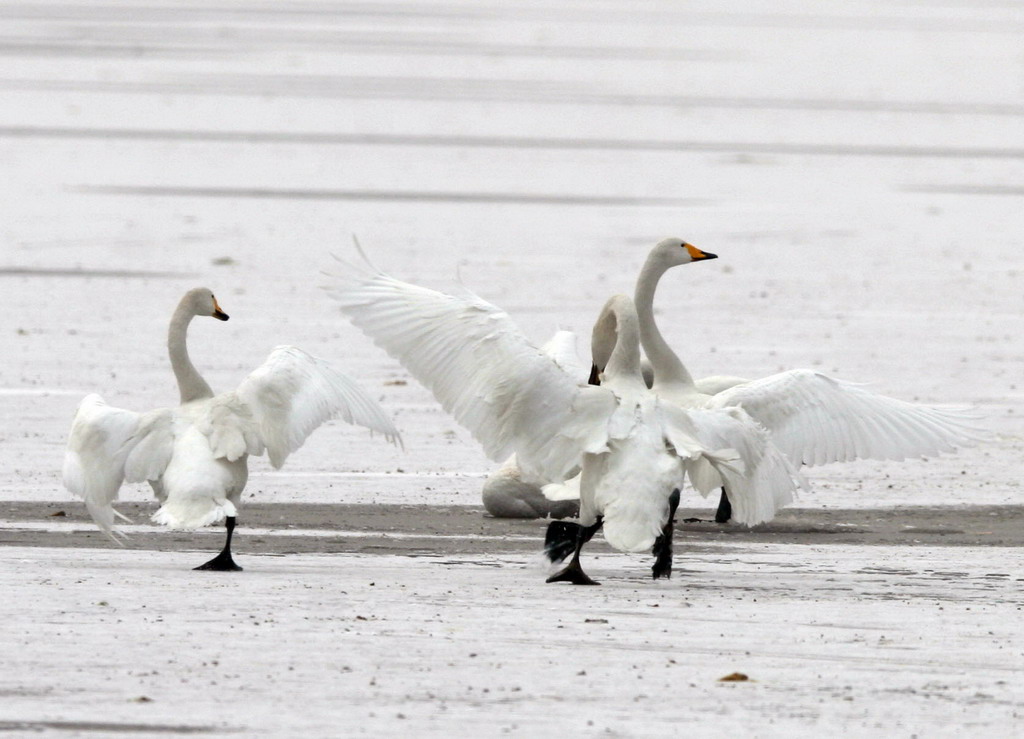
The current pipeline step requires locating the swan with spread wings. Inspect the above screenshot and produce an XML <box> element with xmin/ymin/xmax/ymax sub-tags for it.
<box><xmin>326</xmin><ymin>249</ymin><xmax>800</xmax><ymax>583</ymax></box>
<box><xmin>63</xmin><ymin>287</ymin><xmax>401</xmax><ymax>571</ymax></box>
<box><xmin>627</xmin><ymin>238</ymin><xmax>982</xmax><ymax>522</ymax></box>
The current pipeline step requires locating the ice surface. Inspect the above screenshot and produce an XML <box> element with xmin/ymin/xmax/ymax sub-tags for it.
<box><xmin>0</xmin><ymin>0</ymin><xmax>1022</xmax><ymax>734</ymax></box>
<box><xmin>1</xmin><ymin>544</ymin><xmax>1022</xmax><ymax>736</ymax></box>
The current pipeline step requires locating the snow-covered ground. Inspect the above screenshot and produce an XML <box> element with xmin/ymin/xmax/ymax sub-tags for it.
<box><xmin>1</xmin><ymin>0</ymin><xmax>1022</xmax><ymax>734</ymax></box>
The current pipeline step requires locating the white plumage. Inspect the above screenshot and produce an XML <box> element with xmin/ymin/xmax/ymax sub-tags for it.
<box><xmin>478</xmin><ymin>238</ymin><xmax>981</xmax><ymax>523</ymax></box>
<box><xmin>703</xmin><ymin>369</ymin><xmax>979</xmax><ymax>467</ymax></box>
<box><xmin>63</xmin><ymin>288</ymin><xmax>400</xmax><ymax>568</ymax></box>
<box><xmin>634</xmin><ymin>238</ymin><xmax>981</xmax><ymax>473</ymax></box>
<box><xmin>326</xmin><ymin>250</ymin><xmax>800</xmax><ymax>580</ymax></box>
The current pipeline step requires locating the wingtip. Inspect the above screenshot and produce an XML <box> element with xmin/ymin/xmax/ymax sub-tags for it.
<box><xmin>350</xmin><ymin>233</ymin><xmax>380</xmax><ymax>272</ymax></box>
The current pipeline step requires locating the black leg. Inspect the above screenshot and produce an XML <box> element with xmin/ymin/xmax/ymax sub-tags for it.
<box><xmin>652</xmin><ymin>489</ymin><xmax>681</xmax><ymax>580</ymax></box>
<box><xmin>546</xmin><ymin>517</ymin><xmax>603</xmax><ymax>585</ymax></box>
<box><xmin>714</xmin><ymin>488</ymin><xmax>732</xmax><ymax>523</ymax></box>
<box><xmin>544</xmin><ymin>520</ymin><xmax>581</xmax><ymax>563</ymax></box>
<box><xmin>194</xmin><ymin>516</ymin><xmax>243</xmax><ymax>571</ymax></box>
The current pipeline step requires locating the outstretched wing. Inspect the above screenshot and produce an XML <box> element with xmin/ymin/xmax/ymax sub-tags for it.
<box><xmin>694</xmin><ymin>374</ymin><xmax>751</xmax><ymax>396</ymax></box>
<box><xmin>540</xmin><ymin>330</ymin><xmax>588</xmax><ymax>382</ymax></box>
<box><xmin>232</xmin><ymin>345</ymin><xmax>402</xmax><ymax>469</ymax></box>
<box><xmin>709</xmin><ymin>369</ymin><xmax>982</xmax><ymax>467</ymax></box>
<box><xmin>662</xmin><ymin>403</ymin><xmax>803</xmax><ymax>526</ymax></box>
<box><xmin>324</xmin><ymin>254</ymin><xmax>617</xmax><ymax>482</ymax></box>
<box><xmin>62</xmin><ymin>394</ymin><xmax>174</xmax><ymax>541</ymax></box>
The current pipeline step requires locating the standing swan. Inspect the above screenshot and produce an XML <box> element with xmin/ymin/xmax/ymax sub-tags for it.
<box><xmin>63</xmin><ymin>287</ymin><xmax>401</xmax><ymax>570</ymax></box>
<box><xmin>629</xmin><ymin>238</ymin><xmax>982</xmax><ymax>520</ymax></box>
<box><xmin>325</xmin><ymin>250</ymin><xmax>801</xmax><ymax>582</ymax></box>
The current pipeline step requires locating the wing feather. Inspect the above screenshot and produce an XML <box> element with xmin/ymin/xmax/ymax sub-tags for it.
<box><xmin>62</xmin><ymin>395</ymin><xmax>174</xmax><ymax>541</ymax></box>
<box><xmin>232</xmin><ymin>346</ymin><xmax>401</xmax><ymax>469</ymax></box>
<box><xmin>540</xmin><ymin>330</ymin><xmax>588</xmax><ymax>382</ymax></box>
<box><xmin>709</xmin><ymin>369</ymin><xmax>982</xmax><ymax>467</ymax></box>
<box><xmin>673</xmin><ymin>405</ymin><xmax>804</xmax><ymax>525</ymax></box>
<box><xmin>693</xmin><ymin>375</ymin><xmax>750</xmax><ymax>396</ymax></box>
<box><xmin>325</xmin><ymin>256</ymin><xmax>617</xmax><ymax>482</ymax></box>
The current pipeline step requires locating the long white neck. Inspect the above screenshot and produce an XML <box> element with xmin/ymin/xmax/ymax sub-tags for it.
<box><xmin>594</xmin><ymin>296</ymin><xmax>646</xmax><ymax>392</ymax></box>
<box><xmin>633</xmin><ymin>255</ymin><xmax>696</xmax><ymax>390</ymax></box>
<box><xmin>168</xmin><ymin>299</ymin><xmax>214</xmax><ymax>404</ymax></box>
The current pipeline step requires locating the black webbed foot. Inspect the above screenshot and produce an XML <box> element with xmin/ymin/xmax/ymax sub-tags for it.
<box><xmin>194</xmin><ymin>516</ymin><xmax>242</xmax><ymax>571</ymax></box>
<box><xmin>194</xmin><ymin>550</ymin><xmax>243</xmax><ymax>572</ymax></box>
<box><xmin>546</xmin><ymin>560</ymin><xmax>600</xmax><ymax>586</ymax></box>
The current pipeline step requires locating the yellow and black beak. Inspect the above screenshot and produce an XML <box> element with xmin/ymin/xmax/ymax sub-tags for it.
<box><xmin>684</xmin><ymin>243</ymin><xmax>716</xmax><ymax>261</ymax></box>
<box><xmin>212</xmin><ymin>296</ymin><xmax>230</xmax><ymax>321</ymax></box>
<box><xmin>684</xmin><ymin>243</ymin><xmax>718</xmax><ymax>261</ymax></box>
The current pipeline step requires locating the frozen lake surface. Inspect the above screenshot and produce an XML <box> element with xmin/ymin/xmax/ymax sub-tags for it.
<box><xmin>1</xmin><ymin>0</ymin><xmax>1022</xmax><ymax>734</ymax></box>
<box><xmin>2</xmin><ymin>543</ymin><xmax>1023</xmax><ymax>737</ymax></box>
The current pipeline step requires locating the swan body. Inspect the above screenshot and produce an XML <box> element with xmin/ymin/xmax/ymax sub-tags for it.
<box><xmin>481</xmin><ymin>454</ymin><xmax>580</xmax><ymax>519</ymax></box>
<box><xmin>326</xmin><ymin>249</ymin><xmax>800</xmax><ymax>580</ymax></box>
<box><xmin>63</xmin><ymin>287</ymin><xmax>401</xmax><ymax>567</ymax></box>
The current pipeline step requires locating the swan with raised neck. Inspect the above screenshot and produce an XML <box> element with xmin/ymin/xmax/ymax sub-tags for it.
<box><xmin>168</xmin><ymin>287</ymin><xmax>230</xmax><ymax>404</ymax></box>
<box><xmin>632</xmin><ymin>238</ymin><xmax>717</xmax><ymax>395</ymax></box>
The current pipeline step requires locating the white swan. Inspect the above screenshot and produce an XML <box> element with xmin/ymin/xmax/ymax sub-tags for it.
<box><xmin>481</xmin><ymin>453</ymin><xmax>581</xmax><ymax>519</ymax></box>
<box><xmin>630</xmin><ymin>237</ymin><xmax>982</xmax><ymax>520</ymax></box>
<box><xmin>325</xmin><ymin>251</ymin><xmax>801</xmax><ymax>582</ymax></box>
<box><xmin>483</xmin><ymin>238</ymin><xmax>981</xmax><ymax>521</ymax></box>
<box><xmin>63</xmin><ymin>287</ymin><xmax>401</xmax><ymax>570</ymax></box>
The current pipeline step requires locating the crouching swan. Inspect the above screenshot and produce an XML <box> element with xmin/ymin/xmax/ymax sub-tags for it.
<box><xmin>325</xmin><ymin>249</ymin><xmax>801</xmax><ymax>583</ymax></box>
<box><xmin>63</xmin><ymin>287</ymin><xmax>401</xmax><ymax>570</ymax></box>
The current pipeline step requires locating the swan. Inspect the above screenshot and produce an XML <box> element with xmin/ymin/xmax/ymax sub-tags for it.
<box><xmin>62</xmin><ymin>287</ymin><xmax>401</xmax><ymax>570</ymax></box>
<box><xmin>482</xmin><ymin>238</ymin><xmax>981</xmax><ymax>522</ymax></box>
<box><xmin>481</xmin><ymin>454</ymin><xmax>580</xmax><ymax>519</ymax></box>
<box><xmin>627</xmin><ymin>237</ymin><xmax>982</xmax><ymax>521</ymax></box>
<box><xmin>325</xmin><ymin>249</ymin><xmax>801</xmax><ymax>583</ymax></box>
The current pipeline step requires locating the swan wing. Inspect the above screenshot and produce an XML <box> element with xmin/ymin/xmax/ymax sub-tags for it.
<box><xmin>62</xmin><ymin>395</ymin><xmax>174</xmax><ymax>540</ymax></box>
<box><xmin>662</xmin><ymin>404</ymin><xmax>801</xmax><ymax>525</ymax></box>
<box><xmin>232</xmin><ymin>345</ymin><xmax>401</xmax><ymax>469</ymax></box>
<box><xmin>325</xmin><ymin>259</ymin><xmax>617</xmax><ymax>482</ymax></box>
<box><xmin>122</xmin><ymin>408</ymin><xmax>176</xmax><ymax>483</ymax></box>
<box><xmin>540</xmin><ymin>329</ymin><xmax>588</xmax><ymax>382</ymax></box>
<box><xmin>709</xmin><ymin>369</ymin><xmax>982</xmax><ymax>467</ymax></box>
<box><xmin>694</xmin><ymin>374</ymin><xmax>751</xmax><ymax>396</ymax></box>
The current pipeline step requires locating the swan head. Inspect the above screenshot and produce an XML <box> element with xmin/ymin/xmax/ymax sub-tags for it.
<box><xmin>649</xmin><ymin>237</ymin><xmax>717</xmax><ymax>268</ymax></box>
<box><xmin>184</xmin><ymin>287</ymin><xmax>230</xmax><ymax>321</ymax></box>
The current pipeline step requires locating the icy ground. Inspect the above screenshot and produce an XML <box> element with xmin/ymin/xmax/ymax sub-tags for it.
<box><xmin>1</xmin><ymin>0</ymin><xmax>1022</xmax><ymax>735</ymax></box>
<box><xmin>2</xmin><ymin>544</ymin><xmax>1022</xmax><ymax>737</ymax></box>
